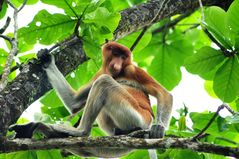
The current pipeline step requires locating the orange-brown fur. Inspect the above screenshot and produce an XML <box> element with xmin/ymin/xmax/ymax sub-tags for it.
<box><xmin>90</xmin><ymin>41</ymin><xmax>167</xmax><ymax>126</ymax></box>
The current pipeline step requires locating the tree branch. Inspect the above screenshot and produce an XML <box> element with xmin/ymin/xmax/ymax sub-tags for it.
<box><xmin>0</xmin><ymin>0</ymin><xmax>234</xmax><ymax>136</ymax></box>
<box><xmin>192</xmin><ymin>104</ymin><xmax>235</xmax><ymax>141</ymax></box>
<box><xmin>0</xmin><ymin>136</ymin><xmax>239</xmax><ymax>158</ymax></box>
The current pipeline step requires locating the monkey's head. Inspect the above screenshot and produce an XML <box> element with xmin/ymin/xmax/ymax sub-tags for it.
<box><xmin>102</xmin><ymin>41</ymin><xmax>132</xmax><ymax>77</ymax></box>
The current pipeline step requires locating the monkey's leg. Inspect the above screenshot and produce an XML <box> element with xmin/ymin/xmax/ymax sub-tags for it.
<box><xmin>77</xmin><ymin>74</ymin><xmax>152</xmax><ymax>136</ymax></box>
<box><xmin>9</xmin><ymin>122</ymin><xmax>85</xmax><ymax>138</ymax></box>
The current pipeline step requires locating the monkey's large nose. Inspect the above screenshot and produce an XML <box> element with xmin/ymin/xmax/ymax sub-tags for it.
<box><xmin>113</xmin><ymin>63</ymin><xmax>121</xmax><ymax>71</ymax></box>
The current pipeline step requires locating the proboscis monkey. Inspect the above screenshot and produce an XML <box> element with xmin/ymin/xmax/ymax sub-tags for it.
<box><xmin>10</xmin><ymin>41</ymin><xmax>173</xmax><ymax>158</ymax></box>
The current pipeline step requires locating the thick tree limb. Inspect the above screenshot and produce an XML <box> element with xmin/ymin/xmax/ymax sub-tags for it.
<box><xmin>0</xmin><ymin>136</ymin><xmax>239</xmax><ymax>158</ymax></box>
<box><xmin>0</xmin><ymin>0</ymin><xmax>233</xmax><ymax>136</ymax></box>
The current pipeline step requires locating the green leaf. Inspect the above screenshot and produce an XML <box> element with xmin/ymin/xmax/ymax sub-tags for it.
<box><xmin>185</xmin><ymin>46</ymin><xmax>225</xmax><ymax>78</ymax></box>
<box><xmin>229</xmin><ymin>98</ymin><xmax>239</xmax><ymax>112</ymax></box>
<box><xmin>34</xmin><ymin>112</ymin><xmax>55</xmax><ymax>123</ymax></box>
<box><xmin>0</xmin><ymin>1</ymin><xmax>7</xmax><ymax>19</ymax></box>
<box><xmin>17</xmin><ymin>0</ymin><xmax>38</xmax><ymax>5</ymax></box>
<box><xmin>3</xmin><ymin>151</ymin><xmax>37</xmax><ymax>159</ymax></box>
<box><xmin>204</xmin><ymin>6</ymin><xmax>232</xmax><ymax>49</ymax></box>
<box><xmin>118</xmin><ymin>30</ymin><xmax>152</xmax><ymax>53</ymax></box>
<box><xmin>41</xmin><ymin>105</ymin><xmax>70</xmax><ymax>120</ymax></box>
<box><xmin>178</xmin><ymin>116</ymin><xmax>186</xmax><ymax>131</ymax></box>
<box><xmin>148</xmin><ymin>44</ymin><xmax>181</xmax><ymax>90</ymax></box>
<box><xmin>169</xmin><ymin>149</ymin><xmax>202</xmax><ymax>159</ymax></box>
<box><xmin>40</xmin><ymin>90</ymin><xmax>64</xmax><ymax>108</ymax></box>
<box><xmin>226</xmin><ymin>113</ymin><xmax>239</xmax><ymax>124</ymax></box>
<box><xmin>36</xmin><ymin>150</ymin><xmax>63</xmax><ymax>159</ymax></box>
<box><xmin>108</xmin><ymin>0</ymin><xmax>130</xmax><ymax>11</ymax></box>
<box><xmin>41</xmin><ymin>0</ymin><xmax>105</xmax><ymax>17</ymax></box>
<box><xmin>83</xmin><ymin>36</ymin><xmax>101</xmax><ymax>58</ymax></box>
<box><xmin>84</xmin><ymin>7</ymin><xmax>121</xmax><ymax>32</ymax></box>
<box><xmin>204</xmin><ymin>80</ymin><xmax>218</xmax><ymax>98</ymax></box>
<box><xmin>190</xmin><ymin>112</ymin><xmax>221</xmax><ymax>134</ymax></box>
<box><xmin>167</xmin><ymin>40</ymin><xmax>193</xmax><ymax>66</ymax></box>
<box><xmin>227</xmin><ymin>0</ymin><xmax>239</xmax><ymax>34</ymax></box>
<box><xmin>213</xmin><ymin>56</ymin><xmax>239</xmax><ymax>102</ymax></box>
<box><xmin>18</xmin><ymin>10</ymin><xmax>76</xmax><ymax>45</ymax></box>
<box><xmin>0</xmin><ymin>49</ymin><xmax>8</xmax><ymax>73</ymax></box>
<box><xmin>121</xmin><ymin>150</ymin><xmax>149</xmax><ymax>159</ymax></box>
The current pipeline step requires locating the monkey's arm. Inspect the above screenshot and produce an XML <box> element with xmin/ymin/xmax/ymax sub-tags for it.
<box><xmin>38</xmin><ymin>50</ymin><xmax>91</xmax><ymax>114</ymax></box>
<box><xmin>134</xmin><ymin>67</ymin><xmax>173</xmax><ymax>138</ymax></box>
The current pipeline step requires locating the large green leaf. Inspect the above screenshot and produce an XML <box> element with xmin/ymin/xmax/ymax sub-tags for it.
<box><xmin>17</xmin><ymin>0</ymin><xmax>38</xmax><ymax>5</ymax></box>
<box><xmin>0</xmin><ymin>1</ymin><xmax>7</xmax><ymax>19</ymax></box>
<box><xmin>169</xmin><ymin>150</ymin><xmax>202</xmax><ymax>159</ymax></box>
<box><xmin>185</xmin><ymin>46</ymin><xmax>225</xmax><ymax>76</ymax></box>
<box><xmin>118</xmin><ymin>30</ymin><xmax>152</xmax><ymax>53</ymax></box>
<box><xmin>36</xmin><ymin>150</ymin><xmax>63</xmax><ymax>159</ymax></box>
<box><xmin>121</xmin><ymin>150</ymin><xmax>149</xmax><ymax>159</ymax></box>
<box><xmin>204</xmin><ymin>6</ymin><xmax>232</xmax><ymax>49</ymax></box>
<box><xmin>148</xmin><ymin>45</ymin><xmax>181</xmax><ymax>90</ymax></box>
<box><xmin>18</xmin><ymin>10</ymin><xmax>76</xmax><ymax>45</ymax></box>
<box><xmin>166</xmin><ymin>40</ymin><xmax>193</xmax><ymax>66</ymax></box>
<box><xmin>0</xmin><ymin>151</ymin><xmax>37</xmax><ymax>159</ymax></box>
<box><xmin>227</xmin><ymin>0</ymin><xmax>239</xmax><ymax>35</ymax></box>
<box><xmin>41</xmin><ymin>0</ymin><xmax>105</xmax><ymax>17</ymax></box>
<box><xmin>0</xmin><ymin>49</ymin><xmax>8</xmax><ymax>74</ymax></box>
<box><xmin>213</xmin><ymin>56</ymin><xmax>239</xmax><ymax>102</ymax></box>
<box><xmin>190</xmin><ymin>112</ymin><xmax>223</xmax><ymax>135</ymax></box>
<box><xmin>84</xmin><ymin>7</ymin><xmax>120</xmax><ymax>32</ymax></box>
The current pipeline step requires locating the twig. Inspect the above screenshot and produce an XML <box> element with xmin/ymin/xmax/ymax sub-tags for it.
<box><xmin>192</xmin><ymin>104</ymin><xmax>234</xmax><ymax>141</ymax></box>
<box><xmin>0</xmin><ymin>17</ymin><xmax>11</xmax><ymax>34</ymax></box>
<box><xmin>130</xmin><ymin>27</ymin><xmax>148</xmax><ymax>51</ymax></box>
<box><xmin>215</xmin><ymin>137</ymin><xmax>238</xmax><ymax>145</ymax></box>
<box><xmin>152</xmin><ymin>11</ymin><xmax>193</xmax><ymax>34</ymax></box>
<box><xmin>202</xmin><ymin>28</ymin><xmax>235</xmax><ymax>57</ymax></box>
<box><xmin>64</xmin><ymin>0</ymin><xmax>78</xmax><ymax>18</ymax></box>
<box><xmin>130</xmin><ymin>7</ymin><xmax>193</xmax><ymax>51</ymax></box>
<box><xmin>129</xmin><ymin>0</ymin><xmax>170</xmax><ymax>51</ymax></box>
<box><xmin>17</xmin><ymin>0</ymin><xmax>27</xmax><ymax>12</ymax></box>
<box><xmin>183</xmin><ymin>24</ymin><xmax>200</xmax><ymax>33</ymax></box>
<box><xmin>74</xmin><ymin>5</ymin><xmax>89</xmax><ymax>36</ymax></box>
<box><xmin>0</xmin><ymin>34</ymin><xmax>12</xmax><ymax>42</ymax></box>
<box><xmin>0</xmin><ymin>0</ymin><xmax>27</xmax><ymax>91</ymax></box>
<box><xmin>0</xmin><ymin>64</ymin><xmax>21</xmax><ymax>79</ymax></box>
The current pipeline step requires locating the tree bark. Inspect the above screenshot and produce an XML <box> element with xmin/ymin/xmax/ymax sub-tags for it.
<box><xmin>0</xmin><ymin>0</ymin><xmax>233</xmax><ymax>136</ymax></box>
<box><xmin>0</xmin><ymin>136</ymin><xmax>239</xmax><ymax>158</ymax></box>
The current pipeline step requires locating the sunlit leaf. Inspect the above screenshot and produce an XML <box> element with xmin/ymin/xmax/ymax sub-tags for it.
<box><xmin>118</xmin><ymin>31</ymin><xmax>152</xmax><ymax>53</ymax></box>
<box><xmin>204</xmin><ymin>81</ymin><xmax>218</xmax><ymax>98</ymax></box>
<box><xmin>18</xmin><ymin>10</ymin><xmax>76</xmax><ymax>45</ymax></box>
<box><xmin>148</xmin><ymin>44</ymin><xmax>181</xmax><ymax>90</ymax></box>
<box><xmin>17</xmin><ymin>0</ymin><xmax>38</xmax><ymax>5</ymax></box>
<box><xmin>185</xmin><ymin>46</ymin><xmax>225</xmax><ymax>78</ymax></box>
<box><xmin>41</xmin><ymin>0</ymin><xmax>105</xmax><ymax>17</ymax></box>
<box><xmin>204</xmin><ymin>6</ymin><xmax>232</xmax><ymax>49</ymax></box>
<box><xmin>84</xmin><ymin>7</ymin><xmax>120</xmax><ymax>32</ymax></box>
<box><xmin>36</xmin><ymin>150</ymin><xmax>63</xmax><ymax>159</ymax></box>
<box><xmin>213</xmin><ymin>56</ymin><xmax>239</xmax><ymax>102</ymax></box>
<box><xmin>227</xmin><ymin>0</ymin><xmax>239</xmax><ymax>34</ymax></box>
<box><xmin>0</xmin><ymin>1</ymin><xmax>7</xmax><ymax>19</ymax></box>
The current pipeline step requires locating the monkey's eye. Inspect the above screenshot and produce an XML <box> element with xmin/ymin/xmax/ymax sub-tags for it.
<box><xmin>121</xmin><ymin>55</ymin><xmax>127</xmax><ymax>60</ymax></box>
<box><xmin>112</xmin><ymin>51</ymin><xmax>121</xmax><ymax>57</ymax></box>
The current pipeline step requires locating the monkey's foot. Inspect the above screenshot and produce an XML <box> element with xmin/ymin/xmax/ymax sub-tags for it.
<box><xmin>9</xmin><ymin>122</ymin><xmax>39</xmax><ymax>138</ymax></box>
<box><xmin>149</xmin><ymin>124</ymin><xmax>165</xmax><ymax>138</ymax></box>
<box><xmin>37</xmin><ymin>49</ymin><xmax>53</xmax><ymax>68</ymax></box>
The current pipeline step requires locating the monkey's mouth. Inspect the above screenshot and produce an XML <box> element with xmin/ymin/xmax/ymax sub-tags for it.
<box><xmin>109</xmin><ymin>68</ymin><xmax>120</xmax><ymax>77</ymax></box>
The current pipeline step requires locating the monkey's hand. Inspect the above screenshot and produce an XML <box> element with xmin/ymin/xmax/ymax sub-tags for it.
<box><xmin>37</xmin><ymin>49</ymin><xmax>54</xmax><ymax>68</ymax></box>
<box><xmin>149</xmin><ymin>124</ymin><xmax>165</xmax><ymax>138</ymax></box>
<box><xmin>9</xmin><ymin>122</ymin><xmax>38</xmax><ymax>138</ymax></box>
